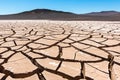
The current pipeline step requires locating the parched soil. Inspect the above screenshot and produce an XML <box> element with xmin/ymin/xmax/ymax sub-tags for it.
<box><xmin>0</xmin><ymin>20</ymin><xmax>120</xmax><ymax>80</ymax></box>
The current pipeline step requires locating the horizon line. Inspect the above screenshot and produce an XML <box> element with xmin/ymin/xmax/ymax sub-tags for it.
<box><xmin>0</xmin><ymin>8</ymin><xmax>120</xmax><ymax>15</ymax></box>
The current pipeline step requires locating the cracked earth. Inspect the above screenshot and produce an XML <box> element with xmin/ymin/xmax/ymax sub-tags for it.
<box><xmin>0</xmin><ymin>20</ymin><xmax>120</xmax><ymax>80</ymax></box>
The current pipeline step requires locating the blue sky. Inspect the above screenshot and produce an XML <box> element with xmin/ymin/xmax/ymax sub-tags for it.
<box><xmin>0</xmin><ymin>0</ymin><xmax>120</xmax><ymax>15</ymax></box>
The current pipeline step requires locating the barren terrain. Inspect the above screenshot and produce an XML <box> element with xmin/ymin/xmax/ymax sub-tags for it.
<box><xmin>0</xmin><ymin>20</ymin><xmax>120</xmax><ymax>80</ymax></box>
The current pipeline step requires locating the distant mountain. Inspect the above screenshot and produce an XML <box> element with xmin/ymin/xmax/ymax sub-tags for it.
<box><xmin>0</xmin><ymin>9</ymin><xmax>78</xmax><ymax>20</ymax></box>
<box><xmin>0</xmin><ymin>9</ymin><xmax>120</xmax><ymax>21</ymax></box>
<box><xmin>86</xmin><ymin>11</ymin><xmax>120</xmax><ymax>16</ymax></box>
<box><xmin>19</xmin><ymin>9</ymin><xmax>74</xmax><ymax>14</ymax></box>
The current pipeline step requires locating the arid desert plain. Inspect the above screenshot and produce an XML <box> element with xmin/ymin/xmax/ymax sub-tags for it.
<box><xmin>0</xmin><ymin>20</ymin><xmax>120</xmax><ymax>80</ymax></box>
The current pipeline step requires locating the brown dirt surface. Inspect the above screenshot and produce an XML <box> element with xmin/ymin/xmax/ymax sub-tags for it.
<box><xmin>0</xmin><ymin>20</ymin><xmax>120</xmax><ymax>80</ymax></box>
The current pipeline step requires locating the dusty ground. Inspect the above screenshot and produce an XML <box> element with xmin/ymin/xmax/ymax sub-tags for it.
<box><xmin>0</xmin><ymin>20</ymin><xmax>120</xmax><ymax>80</ymax></box>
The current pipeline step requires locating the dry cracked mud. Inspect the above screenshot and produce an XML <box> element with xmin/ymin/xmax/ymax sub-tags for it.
<box><xmin>0</xmin><ymin>20</ymin><xmax>120</xmax><ymax>80</ymax></box>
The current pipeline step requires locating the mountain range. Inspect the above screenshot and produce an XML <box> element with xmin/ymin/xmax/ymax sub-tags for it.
<box><xmin>0</xmin><ymin>9</ymin><xmax>120</xmax><ymax>21</ymax></box>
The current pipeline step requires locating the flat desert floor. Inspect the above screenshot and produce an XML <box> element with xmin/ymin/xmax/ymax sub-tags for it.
<box><xmin>0</xmin><ymin>20</ymin><xmax>120</xmax><ymax>80</ymax></box>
